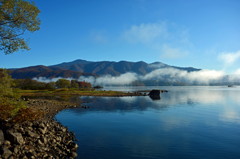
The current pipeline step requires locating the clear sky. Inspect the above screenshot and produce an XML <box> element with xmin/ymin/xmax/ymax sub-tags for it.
<box><xmin>0</xmin><ymin>0</ymin><xmax>240</xmax><ymax>73</ymax></box>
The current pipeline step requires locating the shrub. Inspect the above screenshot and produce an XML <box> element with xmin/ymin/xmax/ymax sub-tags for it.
<box><xmin>78</xmin><ymin>81</ymin><xmax>92</xmax><ymax>88</ymax></box>
<box><xmin>56</xmin><ymin>79</ymin><xmax>71</xmax><ymax>88</ymax></box>
<box><xmin>14</xmin><ymin>79</ymin><xmax>47</xmax><ymax>90</ymax></box>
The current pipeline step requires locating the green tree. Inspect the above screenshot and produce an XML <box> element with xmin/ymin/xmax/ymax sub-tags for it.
<box><xmin>45</xmin><ymin>82</ymin><xmax>56</xmax><ymax>90</ymax></box>
<box><xmin>0</xmin><ymin>69</ymin><xmax>13</xmax><ymax>97</ymax></box>
<box><xmin>0</xmin><ymin>69</ymin><xmax>25</xmax><ymax>121</ymax></box>
<box><xmin>56</xmin><ymin>79</ymin><xmax>71</xmax><ymax>88</ymax></box>
<box><xmin>71</xmin><ymin>80</ymin><xmax>79</xmax><ymax>89</ymax></box>
<box><xmin>0</xmin><ymin>0</ymin><xmax>40</xmax><ymax>54</ymax></box>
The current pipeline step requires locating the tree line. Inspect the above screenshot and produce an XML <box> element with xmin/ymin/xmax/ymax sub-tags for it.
<box><xmin>14</xmin><ymin>78</ymin><xmax>92</xmax><ymax>90</ymax></box>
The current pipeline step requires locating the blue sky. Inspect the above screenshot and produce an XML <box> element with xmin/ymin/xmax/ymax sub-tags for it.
<box><xmin>0</xmin><ymin>0</ymin><xmax>240</xmax><ymax>73</ymax></box>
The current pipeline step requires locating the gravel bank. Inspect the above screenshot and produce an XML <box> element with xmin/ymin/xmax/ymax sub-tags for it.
<box><xmin>0</xmin><ymin>98</ymin><xmax>79</xmax><ymax>158</ymax></box>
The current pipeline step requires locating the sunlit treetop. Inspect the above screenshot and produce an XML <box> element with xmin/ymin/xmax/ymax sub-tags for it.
<box><xmin>0</xmin><ymin>0</ymin><xmax>40</xmax><ymax>54</ymax></box>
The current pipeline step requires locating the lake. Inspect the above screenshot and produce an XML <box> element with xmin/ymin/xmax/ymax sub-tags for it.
<box><xmin>55</xmin><ymin>86</ymin><xmax>240</xmax><ymax>159</ymax></box>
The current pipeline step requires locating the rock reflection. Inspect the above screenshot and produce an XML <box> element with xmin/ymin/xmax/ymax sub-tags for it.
<box><xmin>149</xmin><ymin>95</ymin><xmax>160</xmax><ymax>100</ymax></box>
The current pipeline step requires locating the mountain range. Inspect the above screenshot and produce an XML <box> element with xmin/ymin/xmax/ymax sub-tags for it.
<box><xmin>10</xmin><ymin>59</ymin><xmax>200</xmax><ymax>79</ymax></box>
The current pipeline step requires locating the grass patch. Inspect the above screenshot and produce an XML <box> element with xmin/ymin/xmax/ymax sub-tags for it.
<box><xmin>17</xmin><ymin>89</ymin><xmax>135</xmax><ymax>96</ymax></box>
<box><xmin>12</xmin><ymin>107</ymin><xmax>45</xmax><ymax>123</ymax></box>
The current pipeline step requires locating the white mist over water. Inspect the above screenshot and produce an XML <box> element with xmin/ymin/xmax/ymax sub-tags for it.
<box><xmin>33</xmin><ymin>67</ymin><xmax>240</xmax><ymax>86</ymax></box>
<box><xmin>140</xmin><ymin>68</ymin><xmax>225</xmax><ymax>84</ymax></box>
<box><xmin>78</xmin><ymin>72</ymin><xmax>138</xmax><ymax>86</ymax></box>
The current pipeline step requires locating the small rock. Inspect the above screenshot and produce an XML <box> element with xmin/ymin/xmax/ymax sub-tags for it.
<box><xmin>70</xmin><ymin>152</ymin><xmax>78</xmax><ymax>158</ymax></box>
<box><xmin>67</xmin><ymin>143</ymin><xmax>78</xmax><ymax>150</ymax></box>
<box><xmin>39</xmin><ymin>127</ymin><xmax>47</xmax><ymax>134</ymax></box>
<box><xmin>47</xmin><ymin>156</ymin><xmax>54</xmax><ymax>159</ymax></box>
<box><xmin>2</xmin><ymin>147</ymin><xmax>12</xmax><ymax>159</ymax></box>
<box><xmin>62</xmin><ymin>128</ymin><xmax>67</xmax><ymax>132</ymax></box>
<box><xmin>40</xmin><ymin>136</ymin><xmax>47</xmax><ymax>144</ymax></box>
<box><xmin>39</xmin><ymin>123</ymin><xmax>45</xmax><ymax>128</ymax></box>
<box><xmin>0</xmin><ymin>129</ymin><xmax>4</xmax><ymax>145</ymax></box>
<box><xmin>22</xmin><ymin>156</ymin><xmax>28</xmax><ymax>159</ymax></box>
<box><xmin>7</xmin><ymin>130</ymin><xmax>25</xmax><ymax>145</ymax></box>
<box><xmin>14</xmin><ymin>147</ymin><xmax>19</xmax><ymax>154</ymax></box>
<box><xmin>18</xmin><ymin>127</ymin><xmax>24</xmax><ymax>133</ymax></box>
<box><xmin>37</xmin><ymin>139</ymin><xmax>44</xmax><ymax>145</ymax></box>
<box><xmin>3</xmin><ymin>140</ymin><xmax>11</xmax><ymax>146</ymax></box>
<box><xmin>27</xmin><ymin>131</ymin><xmax>39</xmax><ymax>138</ymax></box>
<box><xmin>8</xmin><ymin>155</ymin><xmax>14</xmax><ymax>159</ymax></box>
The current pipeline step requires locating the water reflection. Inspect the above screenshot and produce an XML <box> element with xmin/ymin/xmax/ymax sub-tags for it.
<box><xmin>66</xmin><ymin>86</ymin><xmax>240</xmax><ymax>132</ymax></box>
<box><xmin>70</xmin><ymin>87</ymin><xmax>240</xmax><ymax>114</ymax></box>
<box><xmin>56</xmin><ymin>86</ymin><xmax>240</xmax><ymax>159</ymax></box>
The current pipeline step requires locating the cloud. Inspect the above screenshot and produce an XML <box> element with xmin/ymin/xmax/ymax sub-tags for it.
<box><xmin>160</xmin><ymin>44</ymin><xmax>189</xmax><ymax>59</ymax></box>
<box><xmin>33</xmin><ymin>77</ymin><xmax>75</xmax><ymax>83</ymax></box>
<box><xmin>123</xmin><ymin>22</ymin><xmax>168</xmax><ymax>44</ymax></box>
<box><xmin>234</xmin><ymin>68</ymin><xmax>240</xmax><ymax>75</ymax></box>
<box><xmin>141</xmin><ymin>68</ymin><xmax>225</xmax><ymax>84</ymax></box>
<box><xmin>90</xmin><ymin>31</ymin><xmax>108</xmax><ymax>44</ymax></box>
<box><xmin>122</xmin><ymin>21</ymin><xmax>192</xmax><ymax>59</ymax></box>
<box><xmin>218</xmin><ymin>50</ymin><xmax>240</xmax><ymax>66</ymax></box>
<box><xmin>227</xmin><ymin>68</ymin><xmax>240</xmax><ymax>82</ymax></box>
<box><xmin>76</xmin><ymin>68</ymin><xmax>225</xmax><ymax>86</ymax></box>
<box><xmin>148</xmin><ymin>62</ymin><xmax>166</xmax><ymax>69</ymax></box>
<box><xmin>79</xmin><ymin>72</ymin><xmax>138</xmax><ymax>86</ymax></box>
<box><xmin>34</xmin><ymin>68</ymin><xmax>237</xmax><ymax>86</ymax></box>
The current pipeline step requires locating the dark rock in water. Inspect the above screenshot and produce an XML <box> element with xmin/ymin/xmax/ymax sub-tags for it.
<box><xmin>94</xmin><ymin>85</ymin><xmax>103</xmax><ymax>89</ymax></box>
<box><xmin>148</xmin><ymin>90</ymin><xmax>161</xmax><ymax>100</ymax></box>
<box><xmin>149</xmin><ymin>90</ymin><xmax>160</xmax><ymax>95</ymax></box>
<box><xmin>161</xmin><ymin>90</ymin><xmax>168</xmax><ymax>93</ymax></box>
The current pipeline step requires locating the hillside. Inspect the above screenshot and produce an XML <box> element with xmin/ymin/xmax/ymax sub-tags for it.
<box><xmin>9</xmin><ymin>59</ymin><xmax>201</xmax><ymax>81</ymax></box>
<box><xmin>10</xmin><ymin>65</ymin><xmax>94</xmax><ymax>79</ymax></box>
<box><xmin>50</xmin><ymin>59</ymin><xmax>200</xmax><ymax>76</ymax></box>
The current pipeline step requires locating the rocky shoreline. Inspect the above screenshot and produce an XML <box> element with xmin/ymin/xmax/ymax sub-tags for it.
<box><xmin>0</xmin><ymin>98</ymin><xmax>79</xmax><ymax>159</ymax></box>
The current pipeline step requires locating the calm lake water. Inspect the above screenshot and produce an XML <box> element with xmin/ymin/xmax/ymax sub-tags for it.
<box><xmin>56</xmin><ymin>86</ymin><xmax>240</xmax><ymax>159</ymax></box>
